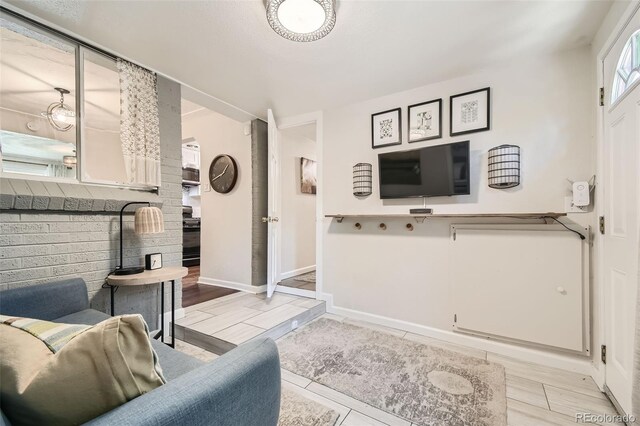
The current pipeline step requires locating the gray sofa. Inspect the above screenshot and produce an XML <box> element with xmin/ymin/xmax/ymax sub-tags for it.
<box><xmin>0</xmin><ymin>278</ymin><xmax>281</xmax><ymax>426</ymax></box>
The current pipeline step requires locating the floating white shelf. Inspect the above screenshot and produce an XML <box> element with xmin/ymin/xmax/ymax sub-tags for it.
<box><xmin>325</xmin><ymin>212</ymin><xmax>566</xmax><ymax>223</ymax></box>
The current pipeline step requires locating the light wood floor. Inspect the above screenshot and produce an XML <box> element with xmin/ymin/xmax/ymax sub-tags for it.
<box><xmin>177</xmin><ymin>313</ymin><xmax>620</xmax><ymax>426</ymax></box>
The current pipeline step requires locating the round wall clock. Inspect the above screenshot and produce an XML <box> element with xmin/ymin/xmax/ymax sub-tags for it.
<box><xmin>209</xmin><ymin>154</ymin><xmax>238</xmax><ymax>194</ymax></box>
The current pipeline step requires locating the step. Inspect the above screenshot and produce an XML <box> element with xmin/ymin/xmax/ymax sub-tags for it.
<box><xmin>174</xmin><ymin>299</ymin><xmax>326</xmax><ymax>355</ymax></box>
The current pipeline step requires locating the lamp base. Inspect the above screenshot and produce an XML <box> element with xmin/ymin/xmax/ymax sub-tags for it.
<box><xmin>114</xmin><ymin>266</ymin><xmax>145</xmax><ymax>276</ymax></box>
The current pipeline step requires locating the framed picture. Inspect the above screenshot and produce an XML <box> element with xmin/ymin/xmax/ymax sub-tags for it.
<box><xmin>450</xmin><ymin>87</ymin><xmax>490</xmax><ymax>136</ymax></box>
<box><xmin>371</xmin><ymin>108</ymin><xmax>402</xmax><ymax>148</ymax></box>
<box><xmin>300</xmin><ymin>157</ymin><xmax>317</xmax><ymax>194</ymax></box>
<box><xmin>408</xmin><ymin>98</ymin><xmax>442</xmax><ymax>143</ymax></box>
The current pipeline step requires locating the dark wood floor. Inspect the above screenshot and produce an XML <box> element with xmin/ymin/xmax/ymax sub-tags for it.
<box><xmin>182</xmin><ymin>266</ymin><xmax>238</xmax><ymax>307</ymax></box>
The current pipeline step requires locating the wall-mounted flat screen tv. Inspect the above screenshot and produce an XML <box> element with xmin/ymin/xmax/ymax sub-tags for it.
<box><xmin>378</xmin><ymin>141</ymin><xmax>470</xmax><ymax>199</ymax></box>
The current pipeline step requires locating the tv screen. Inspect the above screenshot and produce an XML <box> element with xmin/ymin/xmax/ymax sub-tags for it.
<box><xmin>378</xmin><ymin>141</ymin><xmax>470</xmax><ymax>199</ymax></box>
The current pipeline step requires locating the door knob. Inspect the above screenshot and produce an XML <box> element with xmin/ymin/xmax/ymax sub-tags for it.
<box><xmin>261</xmin><ymin>217</ymin><xmax>270</xmax><ymax>223</ymax></box>
<box><xmin>272</xmin><ymin>217</ymin><xmax>279</xmax><ymax>222</ymax></box>
<box><xmin>556</xmin><ymin>286</ymin><xmax>566</xmax><ymax>294</ymax></box>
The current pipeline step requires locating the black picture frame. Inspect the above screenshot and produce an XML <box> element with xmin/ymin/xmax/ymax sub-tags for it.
<box><xmin>407</xmin><ymin>98</ymin><xmax>442</xmax><ymax>143</ymax></box>
<box><xmin>371</xmin><ymin>108</ymin><xmax>402</xmax><ymax>149</ymax></box>
<box><xmin>450</xmin><ymin>87</ymin><xmax>491</xmax><ymax>137</ymax></box>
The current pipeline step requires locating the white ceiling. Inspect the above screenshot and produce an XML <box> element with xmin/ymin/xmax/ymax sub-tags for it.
<box><xmin>4</xmin><ymin>1</ymin><xmax>613</xmax><ymax>119</ymax></box>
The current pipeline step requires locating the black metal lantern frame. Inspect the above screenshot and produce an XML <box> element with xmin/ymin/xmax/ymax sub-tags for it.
<box><xmin>488</xmin><ymin>145</ymin><xmax>520</xmax><ymax>189</ymax></box>
<box><xmin>353</xmin><ymin>163</ymin><xmax>372</xmax><ymax>197</ymax></box>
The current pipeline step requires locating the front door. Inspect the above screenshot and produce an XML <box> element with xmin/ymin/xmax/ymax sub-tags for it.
<box><xmin>602</xmin><ymin>7</ymin><xmax>640</xmax><ymax>415</ymax></box>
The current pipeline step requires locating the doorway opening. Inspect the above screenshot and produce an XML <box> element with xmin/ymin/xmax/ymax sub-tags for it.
<box><xmin>180</xmin><ymin>97</ymin><xmax>253</xmax><ymax>307</ymax></box>
<box><xmin>275</xmin><ymin>122</ymin><xmax>317</xmax><ymax>297</ymax></box>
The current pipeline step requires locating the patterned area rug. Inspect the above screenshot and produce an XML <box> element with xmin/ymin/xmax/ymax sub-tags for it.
<box><xmin>279</xmin><ymin>387</ymin><xmax>339</xmax><ymax>426</ymax></box>
<box><xmin>278</xmin><ymin>318</ymin><xmax>507</xmax><ymax>426</ymax></box>
<box><xmin>295</xmin><ymin>271</ymin><xmax>316</xmax><ymax>283</ymax></box>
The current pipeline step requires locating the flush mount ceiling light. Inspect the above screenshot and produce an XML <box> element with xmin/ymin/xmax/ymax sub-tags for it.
<box><xmin>41</xmin><ymin>87</ymin><xmax>76</xmax><ymax>132</ymax></box>
<box><xmin>266</xmin><ymin>0</ymin><xmax>336</xmax><ymax>42</ymax></box>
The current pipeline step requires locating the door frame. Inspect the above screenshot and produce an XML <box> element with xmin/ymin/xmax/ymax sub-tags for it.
<box><xmin>594</xmin><ymin>0</ymin><xmax>640</xmax><ymax>393</ymax></box>
<box><xmin>272</xmin><ymin>111</ymin><xmax>324</xmax><ymax>300</ymax></box>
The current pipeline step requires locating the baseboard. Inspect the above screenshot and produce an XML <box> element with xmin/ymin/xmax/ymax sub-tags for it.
<box><xmin>198</xmin><ymin>276</ymin><xmax>267</xmax><ymax>294</ymax></box>
<box><xmin>324</xmin><ymin>297</ymin><xmax>594</xmax><ymax>376</ymax></box>
<box><xmin>279</xmin><ymin>265</ymin><xmax>316</xmax><ymax>281</ymax></box>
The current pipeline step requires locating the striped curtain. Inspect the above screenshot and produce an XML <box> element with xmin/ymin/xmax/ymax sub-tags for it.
<box><xmin>117</xmin><ymin>59</ymin><xmax>161</xmax><ymax>186</ymax></box>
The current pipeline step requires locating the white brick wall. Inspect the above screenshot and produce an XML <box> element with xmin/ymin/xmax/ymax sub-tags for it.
<box><xmin>0</xmin><ymin>76</ymin><xmax>183</xmax><ymax>328</ymax></box>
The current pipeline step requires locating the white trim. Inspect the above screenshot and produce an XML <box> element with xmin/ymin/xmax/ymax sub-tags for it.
<box><xmin>323</xmin><ymin>293</ymin><xmax>593</xmax><ymax>375</ymax></box>
<box><xmin>279</xmin><ymin>265</ymin><xmax>316</xmax><ymax>281</ymax></box>
<box><xmin>198</xmin><ymin>276</ymin><xmax>267</xmax><ymax>294</ymax></box>
<box><xmin>597</xmin><ymin>2</ymin><xmax>640</xmax><ymax>62</ymax></box>
<box><xmin>276</xmin><ymin>285</ymin><xmax>316</xmax><ymax>298</ymax></box>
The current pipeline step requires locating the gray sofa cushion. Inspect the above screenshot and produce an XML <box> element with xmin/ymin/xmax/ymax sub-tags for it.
<box><xmin>55</xmin><ymin>308</ymin><xmax>111</xmax><ymax>325</ymax></box>
<box><xmin>85</xmin><ymin>338</ymin><xmax>281</xmax><ymax>426</ymax></box>
<box><xmin>150</xmin><ymin>341</ymin><xmax>204</xmax><ymax>381</ymax></box>
<box><xmin>0</xmin><ymin>279</ymin><xmax>89</xmax><ymax>320</ymax></box>
<box><xmin>54</xmin><ymin>309</ymin><xmax>203</xmax><ymax>381</ymax></box>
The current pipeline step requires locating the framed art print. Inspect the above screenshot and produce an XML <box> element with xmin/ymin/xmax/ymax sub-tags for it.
<box><xmin>450</xmin><ymin>87</ymin><xmax>490</xmax><ymax>136</ymax></box>
<box><xmin>408</xmin><ymin>99</ymin><xmax>442</xmax><ymax>143</ymax></box>
<box><xmin>300</xmin><ymin>157</ymin><xmax>317</xmax><ymax>195</ymax></box>
<box><xmin>371</xmin><ymin>108</ymin><xmax>402</xmax><ymax>149</ymax></box>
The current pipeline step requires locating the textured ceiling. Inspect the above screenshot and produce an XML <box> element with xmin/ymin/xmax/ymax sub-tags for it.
<box><xmin>3</xmin><ymin>1</ymin><xmax>613</xmax><ymax>119</ymax></box>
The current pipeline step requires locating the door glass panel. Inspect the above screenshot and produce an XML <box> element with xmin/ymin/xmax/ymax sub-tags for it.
<box><xmin>612</xmin><ymin>29</ymin><xmax>640</xmax><ymax>104</ymax></box>
<box><xmin>0</xmin><ymin>16</ymin><xmax>77</xmax><ymax>179</ymax></box>
<box><xmin>82</xmin><ymin>49</ymin><xmax>127</xmax><ymax>184</ymax></box>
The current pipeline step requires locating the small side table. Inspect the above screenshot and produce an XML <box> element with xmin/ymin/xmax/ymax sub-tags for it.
<box><xmin>106</xmin><ymin>266</ymin><xmax>188</xmax><ymax>348</ymax></box>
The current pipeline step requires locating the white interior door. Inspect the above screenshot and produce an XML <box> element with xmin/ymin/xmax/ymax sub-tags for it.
<box><xmin>602</xmin><ymin>8</ymin><xmax>640</xmax><ymax>415</ymax></box>
<box><xmin>266</xmin><ymin>109</ymin><xmax>281</xmax><ymax>298</ymax></box>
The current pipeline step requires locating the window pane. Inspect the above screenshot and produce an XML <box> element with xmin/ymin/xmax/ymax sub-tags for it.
<box><xmin>82</xmin><ymin>49</ymin><xmax>127</xmax><ymax>184</ymax></box>
<box><xmin>0</xmin><ymin>16</ymin><xmax>77</xmax><ymax>179</ymax></box>
<box><xmin>634</xmin><ymin>32</ymin><xmax>640</xmax><ymax>69</ymax></box>
<box><xmin>620</xmin><ymin>45</ymin><xmax>632</xmax><ymax>78</ymax></box>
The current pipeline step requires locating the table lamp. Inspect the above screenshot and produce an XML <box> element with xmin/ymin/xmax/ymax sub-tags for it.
<box><xmin>114</xmin><ymin>202</ymin><xmax>165</xmax><ymax>275</ymax></box>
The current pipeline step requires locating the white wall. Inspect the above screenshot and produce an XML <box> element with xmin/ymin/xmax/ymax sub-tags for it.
<box><xmin>280</xmin><ymin>127</ymin><xmax>316</xmax><ymax>278</ymax></box>
<box><xmin>182</xmin><ymin>109</ymin><xmax>252</xmax><ymax>286</ymax></box>
<box><xmin>320</xmin><ymin>48</ymin><xmax>595</xmax><ymax>360</ymax></box>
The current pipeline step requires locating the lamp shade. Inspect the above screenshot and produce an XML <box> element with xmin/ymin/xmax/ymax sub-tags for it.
<box><xmin>134</xmin><ymin>207</ymin><xmax>164</xmax><ymax>234</ymax></box>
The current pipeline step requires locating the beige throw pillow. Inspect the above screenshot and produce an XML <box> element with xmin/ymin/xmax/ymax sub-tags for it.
<box><xmin>0</xmin><ymin>314</ymin><xmax>166</xmax><ymax>426</ymax></box>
